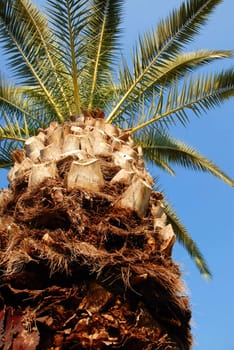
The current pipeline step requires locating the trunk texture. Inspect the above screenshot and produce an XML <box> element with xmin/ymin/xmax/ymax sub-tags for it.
<box><xmin>0</xmin><ymin>117</ymin><xmax>192</xmax><ymax>350</ymax></box>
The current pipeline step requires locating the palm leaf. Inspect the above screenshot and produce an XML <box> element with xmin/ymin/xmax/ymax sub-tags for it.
<box><xmin>131</xmin><ymin>69</ymin><xmax>234</xmax><ymax>132</ymax></box>
<box><xmin>0</xmin><ymin>75</ymin><xmax>35</xmax><ymax>123</ymax></box>
<box><xmin>162</xmin><ymin>198</ymin><xmax>212</xmax><ymax>278</ymax></box>
<box><xmin>0</xmin><ymin>76</ymin><xmax>53</xmax><ymax>138</ymax></box>
<box><xmin>0</xmin><ymin>0</ymin><xmax>67</xmax><ymax>121</ymax></box>
<box><xmin>17</xmin><ymin>0</ymin><xmax>73</xmax><ymax>116</ymax></box>
<box><xmin>0</xmin><ymin>140</ymin><xmax>23</xmax><ymax>168</ymax></box>
<box><xmin>0</xmin><ymin>116</ymin><xmax>26</xmax><ymax>142</ymax></box>
<box><xmin>47</xmin><ymin>0</ymin><xmax>91</xmax><ymax>115</ymax></box>
<box><xmin>137</xmin><ymin>128</ymin><xmax>234</xmax><ymax>186</ymax></box>
<box><xmin>106</xmin><ymin>0</ymin><xmax>224</xmax><ymax>122</ymax></box>
<box><xmin>111</xmin><ymin>50</ymin><xmax>232</xmax><ymax>122</ymax></box>
<box><xmin>81</xmin><ymin>0</ymin><xmax>123</xmax><ymax>110</ymax></box>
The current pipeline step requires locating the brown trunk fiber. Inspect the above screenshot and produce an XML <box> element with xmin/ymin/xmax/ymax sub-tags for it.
<box><xmin>0</xmin><ymin>118</ymin><xmax>192</xmax><ymax>350</ymax></box>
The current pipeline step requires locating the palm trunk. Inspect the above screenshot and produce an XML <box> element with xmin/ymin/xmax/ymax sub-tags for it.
<box><xmin>0</xmin><ymin>117</ymin><xmax>192</xmax><ymax>350</ymax></box>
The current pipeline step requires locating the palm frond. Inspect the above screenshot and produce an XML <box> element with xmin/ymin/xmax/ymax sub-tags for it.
<box><xmin>137</xmin><ymin>128</ymin><xmax>234</xmax><ymax>186</ymax></box>
<box><xmin>0</xmin><ymin>75</ymin><xmax>53</xmax><ymax>138</ymax></box>
<box><xmin>0</xmin><ymin>139</ymin><xmax>23</xmax><ymax>168</ymax></box>
<box><xmin>110</xmin><ymin>50</ymin><xmax>232</xmax><ymax>123</ymax></box>
<box><xmin>0</xmin><ymin>113</ymin><xmax>37</xmax><ymax>142</ymax></box>
<box><xmin>18</xmin><ymin>0</ymin><xmax>74</xmax><ymax>116</ymax></box>
<box><xmin>81</xmin><ymin>0</ymin><xmax>123</xmax><ymax>110</ymax></box>
<box><xmin>161</xmin><ymin>197</ymin><xmax>212</xmax><ymax>278</ymax></box>
<box><xmin>131</xmin><ymin>69</ymin><xmax>234</xmax><ymax>132</ymax></box>
<box><xmin>0</xmin><ymin>75</ymin><xmax>34</xmax><ymax>122</ymax></box>
<box><xmin>0</xmin><ymin>0</ymin><xmax>68</xmax><ymax>121</ymax></box>
<box><xmin>47</xmin><ymin>0</ymin><xmax>90</xmax><ymax>115</ymax></box>
<box><xmin>106</xmin><ymin>0</ymin><xmax>224</xmax><ymax>122</ymax></box>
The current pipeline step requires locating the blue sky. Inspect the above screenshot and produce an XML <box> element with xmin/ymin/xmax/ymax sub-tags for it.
<box><xmin>0</xmin><ymin>1</ymin><xmax>233</xmax><ymax>349</ymax></box>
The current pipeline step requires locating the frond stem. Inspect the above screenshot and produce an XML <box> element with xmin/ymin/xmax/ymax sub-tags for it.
<box><xmin>88</xmin><ymin>0</ymin><xmax>109</xmax><ymax>110</ymax></box>
<box><xmin>66</xmin><ymin>0</ymin><xmax>81</xmax><ymax>115</ymax></box>
<box><xmin>0</xmin><ymin>135</ymin><xmax>25</xmax><ymax>142</ymax></box>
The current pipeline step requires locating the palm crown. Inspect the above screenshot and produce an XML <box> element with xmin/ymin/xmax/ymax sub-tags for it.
<box><xmin>0</xmin><ymin>0</ymin><xmax>234</xmax><ymax>278</ymax></box>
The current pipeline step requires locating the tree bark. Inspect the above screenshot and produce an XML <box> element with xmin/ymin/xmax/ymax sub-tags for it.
<box><xmin>0</xmin><ymin>118</ymin><xmax>192</xmax><ymax>350</ymax></box>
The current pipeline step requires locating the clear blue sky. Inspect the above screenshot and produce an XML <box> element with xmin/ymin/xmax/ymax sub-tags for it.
<box><xmin>0</xmin><ymin>1</ymin><xmax>233</xmax><ymax>349</ymax></box>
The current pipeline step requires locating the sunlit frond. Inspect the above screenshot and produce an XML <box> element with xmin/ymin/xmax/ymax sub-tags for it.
<box><xmin>111</xmin><ymin>50</ymin><xmax>232</xmax><ymax>122</ymax></box>
<box><xmin>131</xmin><ymin>69</ymin><xmax>234</xmax><ymax>132</ymax></box>
<box><xmin>0</xmin><ymin>75</ymin><xmax>53</xmax><ymax>137</ymax></box>
<box><xmin>137</xmin><ymin>128</ymin><xmax>234</xmax><ymax>186</ymax></box>
<box><xmin>0</xmin><ymin>75</ymin><xmax>34</xmax><ymax>123</ymax></box>
<box><xmin>81</xmin><ymin>0</ymin><xmax>123</xmax><ymax>110</ymax></box>
<box><xmin>107</xmin><ymin>0</ymin><xmax>224</xmax><ymax>122</ymax></box>
<box><xmin>162</xmin><ymin>199</ymin><xmax>212</xmax><ymax>278</ymax></box>
<box><xmin>47</xmin><ymin>0</ymin><xmax>90</xmax><ymax>115</ymax></box>
<box><xmin>0</xmin><ymin>0</ymin><xmax>68</xmax><ymax>121</ymax></box>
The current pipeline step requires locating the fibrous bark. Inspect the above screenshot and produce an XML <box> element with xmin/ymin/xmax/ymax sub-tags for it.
<box><xmin>0</xmin><ymin>117</ymin><xmax>192</xmax><ymax>350</ymax></box>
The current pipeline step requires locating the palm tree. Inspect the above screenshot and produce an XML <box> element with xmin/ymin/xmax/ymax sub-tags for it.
<box><xmin>0</xmin><ymin>0</ymin><xmax>233</xmax><ymax>349</ymax></box>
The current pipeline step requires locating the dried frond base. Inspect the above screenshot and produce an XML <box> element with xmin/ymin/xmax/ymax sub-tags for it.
<box><xmin>0</xmin><ymin>120</ymin><xmax>192</xmax><ymax>349</ymax></box>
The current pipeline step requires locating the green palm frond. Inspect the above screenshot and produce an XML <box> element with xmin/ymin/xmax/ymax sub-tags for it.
<box><xmin>162</xmin><ymin>198</ymin><xmax>211</xmax><ymax>278</ymax></box>
<box><xmin>137</xmin><ymin>128</ymin><xmax>234</xmax><ymax>185</ymax></box>
<box><xmin>0</xmin><ymin>76</ymin><xmax>53</xmax><ymax>140</ymax></box>
<box><xmin>82</xmin><ymin>0</ymin><xmax>124</xmax><ymax>110</ymax></box>
<box><xmin>109</xmin><ymin>49</ymin><xmax>232</xmax><ymax>123</ymax></box>
<box><xmin>0</xmin><ymin>139</ymin><xmax>23</xmax><ymax>168</ymax></box>
<box><xmin>0</xmin><ymin>75</ymin><xmax>34</xmax><ymax>123</ymax></box>
<box><xmin>0</xmin><ymin>115</ymin><xmax>27</xmax><ymax>142</ymax></box>
<box><xmin>17</xmin><ymin>0</ymin><xmax>74</xmax><ymax>116</ymax></box>
<box><xmin>106</xmin><ymin>0</ymin><xmax>224</xmax><ymax>122</ymax></box>
<box><xmin>131</xmin><ymin>69</ymin><xmax>234</xmax><ymax>132</ymax></box>
<box><xmin>47</xmin><ymin>0</ymin><xmax>90</xmax><ymax>115</ymax></box>
<box><xmin>0</xmin><ymin>111</ymin><xmax>39</xmax><ymax>143</ymax></box>
<box><xmin>0</xmin><ymin>0</ymin><xmax>69</xmax><ymax>121</ymax></box>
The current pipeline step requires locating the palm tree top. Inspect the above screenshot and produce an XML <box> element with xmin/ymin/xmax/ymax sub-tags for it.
<box><xmin>0</xmin><ymin>0</ymin><xmax>234</xmax><ymax>277</ymax></box>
